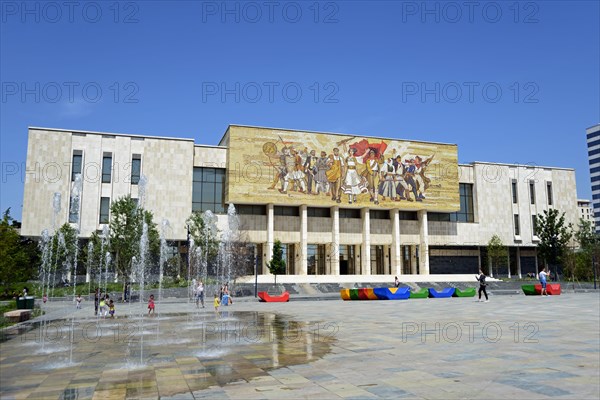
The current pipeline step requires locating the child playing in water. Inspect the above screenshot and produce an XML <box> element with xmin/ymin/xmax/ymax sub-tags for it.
<box><xmin>148</xmin><ymin>294</ymin><xmax>155</xmax><ymax>316</ymax></box>
<box><xmin>98</xmin><ymin>296</ymin><xmax>106</xmax><ymax>317</ymax></box>
<box><xmin>214</xmin><ymin>294</ymin><xmax>220</xmax><ymax>312</ymax></box>
<box><xmin>108</xmin><ymin>299</ymin><xmax>115</xmax><ymax>318</ymax></box>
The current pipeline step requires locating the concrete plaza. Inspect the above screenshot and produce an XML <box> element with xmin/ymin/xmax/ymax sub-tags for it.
<box><xmin>1</xmin><ymin>291</ymin><xmax>599</xmax><ymax>399</ymax></box>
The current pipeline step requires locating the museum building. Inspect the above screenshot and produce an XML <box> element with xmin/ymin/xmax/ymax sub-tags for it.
<box><xmin>21</xmin><ymin>125</ymin><xmax>579</xmax><ymax>278</ymax></box>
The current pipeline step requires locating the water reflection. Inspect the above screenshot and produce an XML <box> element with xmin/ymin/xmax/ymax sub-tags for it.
<box><xmin>1</xmin><ymin>312</ymin><xmax>335</xmax><ymax>398</ymax></box>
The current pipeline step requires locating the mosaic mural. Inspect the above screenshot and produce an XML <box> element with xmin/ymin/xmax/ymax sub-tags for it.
<box><xmin>225</xmin><ymin>126</ymin><xmax>459</xmax><ymax>211</ymax></box>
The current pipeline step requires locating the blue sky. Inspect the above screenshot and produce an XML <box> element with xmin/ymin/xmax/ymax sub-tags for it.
<box><xmin>1</xmin><ymin>0</ymin><xmax>599</xmax><ymax>220</ymax></box>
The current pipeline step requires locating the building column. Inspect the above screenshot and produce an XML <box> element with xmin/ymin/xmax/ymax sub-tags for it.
<box><xmin>299</xmin><ymin>205</ymin><xmax>308</xmax><ymax>275</ymax></box>
<box><xmin>418</xmin><ymin>210</ymin><xmax>429</xmax><ymax>275</ymax></box>
<box><xmin>361</xmin><ymin>208</ymin><xmax>371</xmax><ymax>275</ymax></box>
<box><xmin>488</xmin><ymin>254</ymin><xmax>494</xmax><ymax>278</ymax></box>
<box><xmin>411</xmin><ymin>246</ymin><xmax>417</xmax><ymax>275</ymax></box>
<box><xmin>266</xmin><ymin>203</ymin><xmax>274</xmax><ymax>276</ymax></box>
<box><xmin>383</xmin><ymin>245</ymin><xmax>390</xmax><ymax>274</ymax></box>
<box><xmin>516</xmin><ymin>247</ymin><xmax>522</xmax><ymax>278</ymax></box>
<box><xmin>507</xmin><ymin>250</ymin><xmax>511</xmax><ymax>278</ymax></box>
<box><xmin>355</xmin><ymin>244</ymin><xmax>361</xmax><ymax>274</ymax></box>
<box><xmin>331</xmin><ymin>206</ymin><xmax>340</xmax><ymax>275</ymax></box>
<box><xmin>391</xmin><ymin>209</ymin><xmax>401</xmax><ymax>275</ymax></box>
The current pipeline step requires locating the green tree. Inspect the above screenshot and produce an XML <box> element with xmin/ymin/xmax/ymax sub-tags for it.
<box><xmin>575</xmin><ymin>218</ymin><xmax>597</xmax><ymax>250</ymax></box>
<box><xmin>186</xmin><ymin>210</ymin><xmax>220</xmax><ymax>278</ymax></box>
<box><xmin>109</xmin><ymin>195</ymin><xmax>159</xmax><ymax>291</ymax></box>
<box><xmin>536</xmin><ymin>208</ymin><xmax>573</xmax><ymax>279</ymax></box>
<box><xmin>267</xmin><ymin>240</ymin><xmax>286</xmax><ymax>285</ymax></box>
<box><xmin>487</xmin><ymin>234</ymin><xmax>507</xmax><ymax>277</ymax></box>
<box><xmin>570</xmin><ymin>218</ymin><xmax>600</xmax><ymax>281</ymax></box>
<box><xmin>0</xmin><ymin>208</ymin><xmax>39</xmax><ymax>286</ymax></box>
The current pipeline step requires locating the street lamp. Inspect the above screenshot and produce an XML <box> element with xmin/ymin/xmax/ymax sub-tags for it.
<box><xmin>254</xmin><ymin>254</ymin><xmax>258</xmax><ymax>298</ymax></box>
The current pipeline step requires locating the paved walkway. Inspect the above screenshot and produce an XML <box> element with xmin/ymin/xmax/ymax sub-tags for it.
<box><xmin>1</xmin><ymin>292</ymin><xmax>599</xmax><ymax>399</ymax></box>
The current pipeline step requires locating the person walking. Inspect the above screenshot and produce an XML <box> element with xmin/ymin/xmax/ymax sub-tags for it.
<box><xmin>476</xmin><ymin>269</ymin><xmax>489</xmax><ymax>302</ymax></box>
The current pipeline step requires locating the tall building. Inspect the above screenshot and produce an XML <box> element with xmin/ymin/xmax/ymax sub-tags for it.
<box><xmin>22</xmin><ymin>125</ymin><xmax>580</xmax><ymax>278</ymax></box>
<box><xmin>587</xmin><ymin>123</ymin><xmax>600</xmax><ymax>232</ymax></box>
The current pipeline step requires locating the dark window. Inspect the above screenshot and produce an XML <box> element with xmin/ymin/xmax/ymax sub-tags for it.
<box><xmin>307</xmin><ymin>207</ymin><xmax>330</xmax><ymax>218</ymax></box>
<box><xmin>339</xmin><ymin>208</ymin><xmax>361</xmax><ymax>218</ymax></box>
<box><xmin>588</xmin><ymin>148</ymin><xmax>600</xmax><ymax>157</ymax></box>
<box><xmin>590</xmin><ymin>166</ymin><xmax>600</xmax><ymax>174</ymax></box>
<box><xmin>132</xmin><ymin>198</ymin><xmax>138</xmax><ymax>207</ymax></box>
<box><xmin>532</xmin><ymin>215</ymin><xmax>538</xmax><ymax>236</ymax></box>
<box><xmin>370</xmin><ymin>210</ymin><xmax>389</xmax><ymax>220</ymax></box>
<box><xmin>237</xmin><ymin>205</ymin><xmax>266</xmax><ymax>215</ymax></box>
<box><xmin>587</xmin><ymin>138</ymin><xmax>600</xmax><ymax>148</ymax></box>
<box><xmin>454</xmin><ymin>183</ymin><xmax>474</xmax><ymax>222</ymax></box>
<box><xmin>429</xmin><ymin>212</ymin><xmax>452</xmax><ymax>222</ymax></box>
<box><xmin>399</xmin><ymin>211</ymin><xmax>418</xmax><ymax>220</ymax></box>
<box><xmin>546</xmin><ymin>182</ymin><xmax>553</xmax><ymax>206</ymax></box>
<box><xmin>102</xmin><ymin>154</ymin><xmax>112</xmax><ymax>183</ymax></box>
<box><xmin>192</xmin><ymin>167</ymin><xmax>225</xmax><ymax>213</ymax></box>
<box><xmin>99</xmin><ymin>197</ymin><xmax>110</xmax><ymax>224</ymax></box>
<box><xmin>529</xmin><ymin>181</ymin><xmax>536</xmax><ymax>204</ymax></box>
<box><xmin>511</xmin><ymin>179</ymin><xmax>518</xmax><ymax>204</ymax></box>
<box><xmin>514</xmin><ymin>214</ymin><xmax>520</xmax><ymax>236</ymax></box>
<box><xmin>274</xmin><ymin>206</ymin><xmax>299</xmax><ymax>216</ymax></box>
<box><xmin>131</xmin><ymin>155</ymin><xmax>141</xmax><ymax>184</ymax></box>
<box><xmin>72</xmin><ymin>152</ymin><xmax>82</xmax><ymax>181</ymax></box>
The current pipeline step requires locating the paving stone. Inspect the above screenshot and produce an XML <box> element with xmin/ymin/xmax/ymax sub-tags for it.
<box><xmin>1</xmin><ymin>292</ymin><xmax>599</xmax><ymax>399</ymax></box>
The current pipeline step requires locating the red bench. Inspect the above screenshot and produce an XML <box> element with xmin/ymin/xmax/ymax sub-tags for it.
<box><xmin>257</xmin><ymin>291</ymin><xmax>290</xmax><ymax>302</ymax></box>
<box><xmin>534</xmin><ymin>283</ymin><xmax>561</xmax><ymax>295</ymax></box>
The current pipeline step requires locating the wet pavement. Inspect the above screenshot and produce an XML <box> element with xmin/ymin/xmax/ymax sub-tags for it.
<box><xmin>1</xmin><ymin>292</ymin><xmax>599</xmax><ymax>399</ymax></box>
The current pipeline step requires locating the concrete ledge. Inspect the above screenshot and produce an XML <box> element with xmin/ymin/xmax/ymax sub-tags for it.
<box><xmin>3</xmin><ymin>309</ymin><xmax>32</xmax><ymax>323</ymax></box>
<box><xmin>235</xmin><ymin>274</ymin><xmax>495</xmax><ymax>284</ymax></box>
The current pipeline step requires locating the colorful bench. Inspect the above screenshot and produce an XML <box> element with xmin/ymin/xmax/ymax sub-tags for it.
<box><xmin>534</xmin><ymin>283</ymin><xmax>561</xmax><ymax>295</ymax></box>
<box><xmin>340</xmin><ymin>287</ymin><xmax>410</xmax><ymax>300</ymax></box>
<box><xmin>428</xmin><ymin>288</ymin><xmax>455</xmax><ymax>298</ymax></box>
<box><xmin>522</xmin><ymin>284</ymin><xmax>538</xmax><ymax>295</ymax></box>
<box><xmin>409</xmin><ymin>288</ymin><xmax>429</xmax><ymax>298</ymax></box>
<box><xmin>453</xmin><ymin>287</ymin><xmax>476</xmax><ymax>297</ymax></box>
<box><xmin>373</xmin><ymin>287</ymin><xmax>411</xmax><ymax>300</ymax></box>
<box><xmin>257</xmin><ymin>291</ymin><xmax>290</xmax><ymax>302</ymax></box>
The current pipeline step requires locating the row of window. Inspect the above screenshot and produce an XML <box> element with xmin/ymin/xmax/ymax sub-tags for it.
<box><xmin>511</xmin><ymin>180</ymin><xmax>553</xmax><ymax>206</ymax></box>
<box><xmin>513</xmin><ymin>214</ymin><xmax>538</xmax><ymax>237</ymax></box>
<box><xmin>71</xmin><ymin>151</ymin><xmax>142</xmax><ymax>184</ymax></box>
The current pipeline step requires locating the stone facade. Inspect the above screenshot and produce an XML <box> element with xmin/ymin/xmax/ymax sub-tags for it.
<box><xmin>22</xmin><ymin>126</ymin><xmax>582</xmax><ymax>277</ymax></box>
